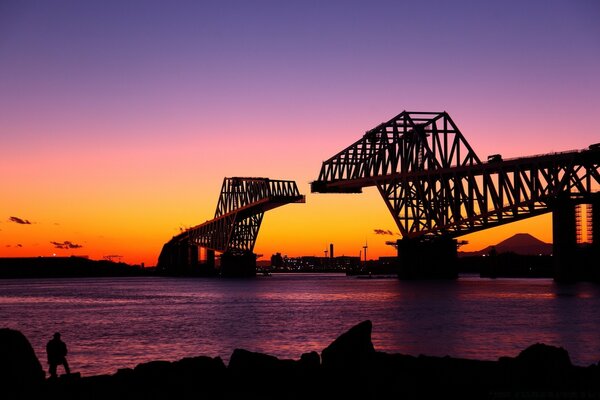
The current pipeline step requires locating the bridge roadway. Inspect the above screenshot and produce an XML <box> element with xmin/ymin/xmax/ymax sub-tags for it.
<box><xmin>314</xmin><ymin>146</ymin><xmax>600</xmax><ymax>239</ymax></box>
<box><xmin>311</xmin><ymin>111</ymin><xmax>600</xmax><ymax>280</ymax></box>
<box><xmin>158</xmin><ymin>177</ymin><xmax>304</xmax><ymax>276</ymax></box>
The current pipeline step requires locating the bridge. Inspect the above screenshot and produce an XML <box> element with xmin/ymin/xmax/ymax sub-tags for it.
<box><xmin>158</xmin><ymin>177</ymin><xmax>305</xmax><ymax>276</ymax></box>
<box><xmin>312</xmin><ymin>111</ymin><xmax>600</xmax><ymax>280</ymax></box>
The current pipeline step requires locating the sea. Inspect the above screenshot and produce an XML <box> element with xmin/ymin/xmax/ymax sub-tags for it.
<box><xmin>1</xmin><ymin>273</ymin><xmax>599</xmax><ymax>376</ymax></box>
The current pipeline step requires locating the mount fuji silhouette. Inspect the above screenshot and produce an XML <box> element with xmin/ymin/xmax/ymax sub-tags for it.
<box><xmin>460</xmin><ymin>233</ymin><xmax>552</xmax><ymax>256</ymax></box>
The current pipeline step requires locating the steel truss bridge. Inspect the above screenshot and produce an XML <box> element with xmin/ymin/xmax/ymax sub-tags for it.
<box><xmin>312</xmin><ymin>111</ymin><xmax>600</xmax><ymax>279</ymax></box>
<box><xmin>158</xmin><ymin>177</ymin><xmax>304</xmax><ymax>274</ymax></box>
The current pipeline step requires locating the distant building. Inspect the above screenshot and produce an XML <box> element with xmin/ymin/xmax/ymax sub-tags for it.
<box><xmin>270</xmin><ymin>253</ymin><xmax>284</xmax><ymax>269</ymax></box>
<box><xmin>270</xmin><ymin>254</ymin><xmax>360</xmax><ymax>272</ymax></box>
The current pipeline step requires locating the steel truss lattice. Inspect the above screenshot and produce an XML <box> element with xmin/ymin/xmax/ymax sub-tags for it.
<box><xmin>312</xmin><ymin>111</ymin><xmax>600</xmax><ymax>239</ymax></box>
<box><xmin>168</xmin><ymin>177</ymin><xmax>304</xmax><ymax>253</ymax></box>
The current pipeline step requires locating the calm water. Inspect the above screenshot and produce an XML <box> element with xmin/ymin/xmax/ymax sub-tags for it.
<box><xmin>1</xmin><ymin>273</ymin><xmax>599</xmax><ymax>376</ymax></box>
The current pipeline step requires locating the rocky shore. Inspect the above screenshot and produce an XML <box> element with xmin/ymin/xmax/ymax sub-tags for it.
<box><xmin>2</xmin><ymin>321</ymin><xmax>600</xmax><ymax>399</ymax></box>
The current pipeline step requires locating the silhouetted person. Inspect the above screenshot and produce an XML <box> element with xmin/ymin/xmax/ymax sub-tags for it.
<box><xmin>46</xmin><ymin>332</ymin><xmax>70</xmax><ymax>378</ymax></box>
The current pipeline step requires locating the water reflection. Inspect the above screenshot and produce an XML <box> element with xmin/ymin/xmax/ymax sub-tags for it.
<box><xmin>1</xmin><ymin>274</ymin><xmax>599</xmax><ymax>376</ymax></box>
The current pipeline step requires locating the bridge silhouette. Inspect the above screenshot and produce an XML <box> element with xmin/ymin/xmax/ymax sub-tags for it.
<box><xmin>312</xmin><ymin>111</ymin><xmax>600</xmax><ymax>280</ymax></box>
<box><xmin>157</xmin><ymin>177</ymin><xmax>304</xmax><ymax>276</ymax></box>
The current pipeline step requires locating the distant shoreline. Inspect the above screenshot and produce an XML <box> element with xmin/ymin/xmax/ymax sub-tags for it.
<box><xmin>0</xmin><ymin>254</ymin><xmax>589</xmax><ymax>280</ymax></box>
<box><xmin>0</xmin><ymin>256</ymin><xmax>148</xmax><ymax>279</ymax></box>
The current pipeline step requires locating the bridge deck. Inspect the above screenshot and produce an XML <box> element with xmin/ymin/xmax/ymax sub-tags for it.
<box><xmin>313</xmin><ymin>148</ymin><xmax>600</xmax><ymax>193</ymax></box>
<box><xmin>311</xmin><ymin>111</ymin><xmax>600</xmax><ymax>239</ymax></box>
<box><xmin>164</xmin><ymin>178</ymin><xmax>305</xmax><ymax>251</ymax></box>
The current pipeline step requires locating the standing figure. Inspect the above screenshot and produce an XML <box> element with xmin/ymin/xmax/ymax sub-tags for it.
<box><xmin>46</xmin><ymin>332</ymin><xmax>70</xmax><ymax>378</ymax></box>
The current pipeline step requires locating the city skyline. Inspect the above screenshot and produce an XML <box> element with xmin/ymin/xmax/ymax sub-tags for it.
<box><xmin>2</xmin><ymin>0</ymin><xmax>599</xmax><ymax>265</ymax></box>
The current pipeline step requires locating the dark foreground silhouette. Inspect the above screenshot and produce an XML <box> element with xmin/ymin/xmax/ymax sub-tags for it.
<box><xmin>46</xmin><ymin>332</ymin><xmax>70</xmax><ymax>379</ymax></box>
<box><xmin>2</xmin><ymin>322</ymin><xmax>600</xmax><ymax>399</ymax></box>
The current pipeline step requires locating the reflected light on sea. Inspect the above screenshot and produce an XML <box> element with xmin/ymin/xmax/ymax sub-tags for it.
<box><xmin>1</xmin><ymin>274</ymin><xmax>599</xmax><ymax>376</ymax></box>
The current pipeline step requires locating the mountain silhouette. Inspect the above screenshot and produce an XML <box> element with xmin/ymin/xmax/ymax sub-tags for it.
<box><xmin>460</xmin><ymin>233</ymin><xmax>552</xmax><ymax>256</ymax></box>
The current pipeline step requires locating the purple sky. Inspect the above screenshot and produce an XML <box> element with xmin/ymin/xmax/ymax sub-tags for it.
<box><xmin>1</xmin><ymin>0</ymin><xmax>599</xmax><ymax>263</ymax></box>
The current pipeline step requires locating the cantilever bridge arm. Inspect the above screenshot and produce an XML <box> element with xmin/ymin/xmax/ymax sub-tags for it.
<box><xmin>312</xmin><ymin>111</ymin><xmax>600</xmax><ymax>240</ymax></box>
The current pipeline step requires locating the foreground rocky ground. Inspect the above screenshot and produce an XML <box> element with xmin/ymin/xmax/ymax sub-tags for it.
<box><xmin>2</xmin><ymin>321</ymin><xmax>600</xmax><ymax>399</ymax></box>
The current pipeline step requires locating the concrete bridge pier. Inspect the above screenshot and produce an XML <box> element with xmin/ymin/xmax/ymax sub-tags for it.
<box><xmin>172</xmin><ymin>241</ymin><xmax>197</xmax><ymax>274</ymax></box>
<box><xmin>220</xmin><ymin>250</ymin><xmax>257</xmax><ymax>277</ymax></box>
<box><xmin>586</xmin><ymin>195</ymin><xmax>600</xmax><ymax>281</ymax></box>
<box><xmin>396</xmin><ymin>237</ymin><xmax>458</xmax><ymax>279</ymax></box>
<box><xmin>552</xmin><ymin>194</ymin><xmax>600</xmax><ymax>282</ymax></box>
<box><xmin>188</xmin><ymin>245</ymin><xmax>198</xmax><ymax>270</ymax></box>
<box><xmin>593</xmin><ymin>196</ymin><xmax>600</xmax><ymax>259</ymax></box>
<box><xmin>552</xmin><ymin>199</ymin><xmax>577</xmax><ymax>282</ymax></box>
<box><xmin>552</xmin><ymin>198</ymin><xmax>578</xmax><ymax>282</ymax></box>
<box><xmin>205</xmin><ymin>249</ymin><xmax>215</xmax><ymax>270</ymax></box>
<box><xmin>194</xmin><ymin>248</ymin><xmax>217</xmax><ymax>276</ymax></box>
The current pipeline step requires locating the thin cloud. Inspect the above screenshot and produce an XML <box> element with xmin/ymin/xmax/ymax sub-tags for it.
<box><xmin>374</xmin><ymin>229</ymin><xmax>394</xmax><ymax>235</ymax></box>
<box><xmin>9</xmin><ymin>216</ymin><xmax>32</xmax><ymax>225</ymax></box>
<box><xmin>51</xmin><ymin>241</ymin><xmax>83</xmax><ymax>249</ymax></box>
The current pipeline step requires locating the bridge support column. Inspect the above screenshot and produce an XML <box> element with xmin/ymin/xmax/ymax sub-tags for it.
<box><xmin>220</xmin><ymin>250</ymin><xmax>256</xmax><ymax>277</ymax></box>
<box><xmin>206</xmin><ymin>249</ymin><xmax>215</xmax><ymax>269</ymax></box>
<box><xmin>189</xmin><ymin>245</ymin><xmax>198</xmax><ymax>269</ymax></box>
<box><xmin>396</xmin><ymin>237</ymin><xmax>458</xmax><ymax>279</ymax></box>
<box><xmin>588</xmin><ymin>196</ymin><xmax>600</xmax><ymax>281</ymax></box>
<box><xmin>193</xmin><ymin>248</ymin><xmax>217</xmax><ymax>276</ymax></box>
<box><xmin>552</xmin><ymin>197</ymin><xmax>578</xmax><ymax>282</ymax></box>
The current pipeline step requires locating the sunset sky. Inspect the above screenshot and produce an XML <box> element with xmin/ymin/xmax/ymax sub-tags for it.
<box><xmin>1</xmin><ymin>0</ymin><xmax>599</xmax><ymax>265</ymax></box>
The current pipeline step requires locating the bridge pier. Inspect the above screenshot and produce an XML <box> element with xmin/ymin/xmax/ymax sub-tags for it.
<box><xmin>220</xmin><ymin>250</ymin><xmax>257</xmax><ymax>277</ymax></box>
<box><xmin>205</xmin><ymin>249</ymin><xmax>215</xmax><ymax>270</ymax></box>
<box><xmin>553</xmin><ymin>194</ymin><xmax>600</xmax><ymax>282</ymax></box>
<box><xmin>585</xmin><ymin>195</ymin><xmax>600</xmax><ymax>281</ymax></box>
<box><xmin>396</xmin><ymin>237</ymin><xmax>458</xmax><ymax>279</ymax></box>
<box><xmin>593</xmin><ymin>196</ymin><xmax>600</xmax><ymax>258</ymax></box>
<box><xmin>188</xmin><ymin>245</ymin><xmax>198</xmax><ymax>269</ymax></box>
<box><xmin>552</xmin><ymin>197</ymin><xmax>577</xmax><ymax>282</ymax></box>
<box><xmin>157</xmin><ymin>242</ymin><xmax>219</xmax><ymax>276</ymax></box>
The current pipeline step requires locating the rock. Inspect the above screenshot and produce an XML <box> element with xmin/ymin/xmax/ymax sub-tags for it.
<box><xmin>321</xmin><ymin>320</ymin><xmax>375</xmax><ymax>369</ymax></box>
<box><xmin>0</xmin><ymin>328</ymin><xmax>45</xmax><ymax>387</ymax></box>
<box><xmin>58</xmin><ymin>372</ymin><xmax>81</xmax><ymax>381</ymax></box>
<box><xmin>131</xmin><ymin>360</ymin><xmax>185</xmax><ymax>388</ymax></box>
<box><xmin>173</xmin><ymin>355</ymin><xmax>226</xmax><ymax>373</ymax></box>
<box><xmin>226</xmin><ymin>349</ymin><xmax>301</xmax><ymax>395</ymax></box>
<box><xmin>516</xmin><ymin>342</ymin><xmax>572</xmax><ymax>370</ymax></box>
<box><xmin>172</xmin><ymin>355</ymin><xmax>226</xmax><ymax>384</ymax></box>
<box><xmin>299</xmin><ymin>351</ymin><xmax>320</xmax><ymax>368</ymax></box>
<box><xmin>133</xmin><ymin>360</ymin><xmax>172</xmax><ymax>379</ymax></box>
<box><xmin>228</xmin><ymin>349</ymin><xmax>282</xmax><ymax>370</ymax></box>
<box><xmin>113</xmin><ymin>367</ymin><xmax>134</xmax><ymax>377</ymax></box>
<box><xmin>513</xmin><ymin>343</ymin><xmax>573</xmax><ymax>387</ymax></box>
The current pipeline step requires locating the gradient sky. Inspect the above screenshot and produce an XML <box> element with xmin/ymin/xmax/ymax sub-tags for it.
<box><xmin>1</xmin><ymin>0</ymin><xmax>599</xmax><ymax>265</ymax></box>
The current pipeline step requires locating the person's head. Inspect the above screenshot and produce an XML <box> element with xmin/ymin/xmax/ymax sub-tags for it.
<box><xmin>53</xmin><ymin>332</ymin><xmax>61</xmax><ymax>339</ymax></box>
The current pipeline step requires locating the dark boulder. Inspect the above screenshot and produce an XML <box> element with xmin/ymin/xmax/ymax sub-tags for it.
<box><xmin>228</xmin><ymin>348</ymin><xmax>283</xmax><ymax>370</ymax></box>
<box><xmin>133</xmin><ymin>360</ymin><xmax>173</xmax><ymax>380</ymax></box>
<box><xmin>173</xmin><ymin>355</ymin><xmax>226</xmax><ymax>373</ymax></box>
<box><xmin>321</xmin><ymin>320</ymin><xmax>375</xmax><ymax>369</ymax></box>
<box><xmin>299</xmin><ymin>351</ymin><xmax>320</xmax><ymax>369</ymax></box>
<box><xmin>172</xmin><ymin>355</ymin><xmax>226</xmax><ymax>385</ymax></box>
<box><xmin>227</xmin><ymin>349</ymin><xmax>300</xmax><ymax>395</ymax></box>
<box><xmin>0</xmin><ymin>328</ymin><xmax>45</xmax><ymax>387</ymax></box>
<box><xmin>113</xmin><ymin>356</ymin><xmax>226</xmax><ymax>397</ymax></box>
<box><xmin>516</xmin><ymin>342</ymin><xmax>572</xmax><ymax>370</ymax></box>
<box><xmin>511</xmin><ymin>343</ymin><xmax>573</xmax><ymax>387</ymax></box>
